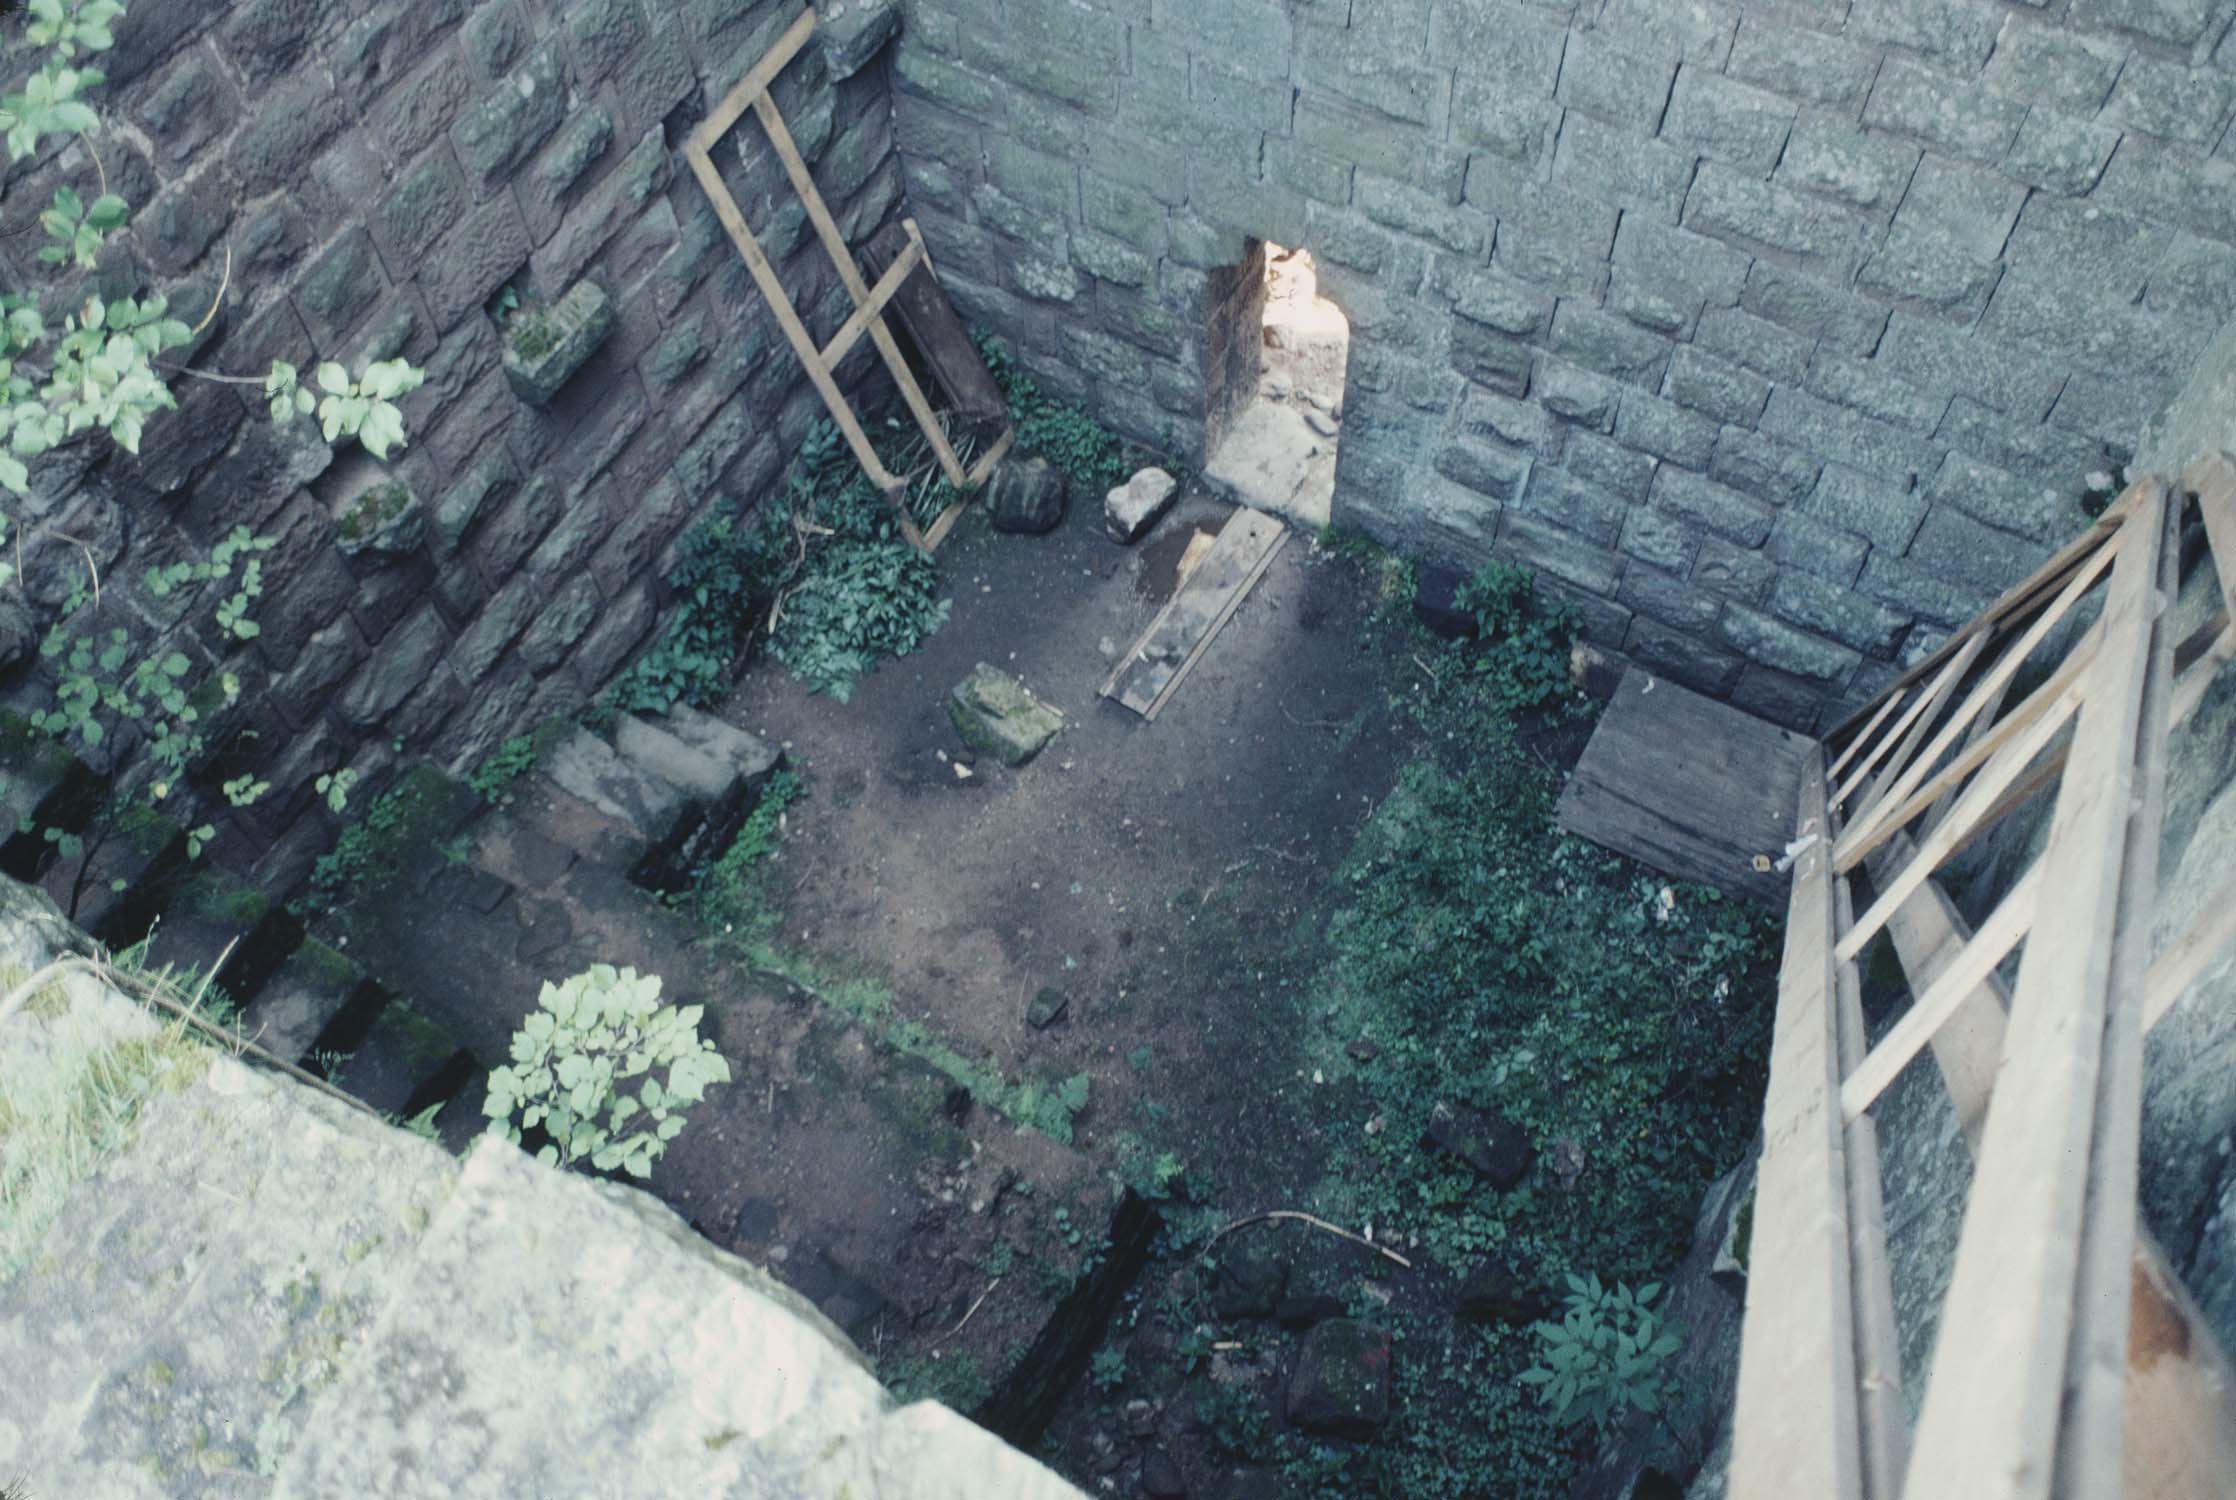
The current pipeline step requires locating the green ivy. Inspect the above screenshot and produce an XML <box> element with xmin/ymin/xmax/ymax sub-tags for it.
<box><xmin>1519</xmin><ymin>1274</ymin><xmax>1684</xmax><ymax>1433</ymax></box>
<box><xmin>975</xmin><ymin>330</ymin><xmax>1146</xmax><ymax>495</ymax></box>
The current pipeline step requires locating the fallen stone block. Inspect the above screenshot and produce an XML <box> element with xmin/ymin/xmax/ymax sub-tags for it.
<box><xmin>1104</xmin><ymin>466</ymin><xmax>1179</xmax><ymax>543</ymax></box>
<box><xmin>947</xmin><ymin>663</ymin><xmax>1063</xmax><ymax>766</ymax></box>
<box><xmin>1422</xmin><ymin>1100</ymin><xmax>1532</xmax><ymax>1189</ymax></box>
<box><xmin>988</xmin><ymin>454</ymin><xmax>1068</xmax><ymax>534</ymax></box>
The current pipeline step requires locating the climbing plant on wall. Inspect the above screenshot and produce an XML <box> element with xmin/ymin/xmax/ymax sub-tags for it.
<box><xmin>0</xmin><ymin>1</ymin><xmax>428</xmax><ymax>897</ymax></box>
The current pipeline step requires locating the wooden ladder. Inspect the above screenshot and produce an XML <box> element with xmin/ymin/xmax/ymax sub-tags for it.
<box><xmin>681</xmin><ymin>6</ymin><xmax>1014</xmax><ymax>552</ymax></box>
<box><xmin>1732</xmin><ymin>453</ymin><xmax>2236</xmax><ymax>1500</ymax></box>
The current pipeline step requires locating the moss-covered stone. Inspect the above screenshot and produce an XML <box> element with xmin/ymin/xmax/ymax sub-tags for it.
<box><xmin>501</xmin><ymin>281</ymin><xmax>615</xmax><ymax>406</ymax></box>
<box><xmin>334</xmin><ymin>482</ymin><xmax>428</xmax><ymax>559</ymax></box>
<box><xmin>946</xmin><ymin>664</ymin><xmax>1063</xmax><ymax>766</ymax></box>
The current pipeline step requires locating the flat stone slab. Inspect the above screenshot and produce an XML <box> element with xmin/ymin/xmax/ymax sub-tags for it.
<box><xmin>1105</xmin><ymin>467</ymin><xmax>1179</xmax><ymax>543</ymax></box>
<box><xmin>501</xmin><ymin>281</ymin><xmax>615</xmax><ymax>407</ymax></box>
<box><xmin>948</xmin><ymin>663</ymin><xmax>1064</xmax><ymax>766</ymax></box>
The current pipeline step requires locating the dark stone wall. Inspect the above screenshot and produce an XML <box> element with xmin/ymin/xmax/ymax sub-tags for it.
<box><xmin>886</xmin><ymin>0</ymin><xmax>2236</xmax><ymax>730</ymax></box>
<box><xmin>1</xmin><ymin>0</ymin><xmax>907</xmax><ymax>890</ymax></box>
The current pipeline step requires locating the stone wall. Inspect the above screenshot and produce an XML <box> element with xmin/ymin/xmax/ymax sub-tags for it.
<box><xmin>886</xmin><ymin>0</ymin><xmax>2236</xmax><ymax>730</ymax></box>
<box><xmin>0</xmin><ymin>0</ymin><xmax>908</xmax><ymax>890</ymax></box>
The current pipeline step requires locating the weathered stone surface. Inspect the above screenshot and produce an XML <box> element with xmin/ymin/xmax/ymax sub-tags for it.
<box><xmin>335</xmin><ymin>481</ymin><xmax>429</xmax><ymax>560</ymax></box>
<box><xmin>988</xmin><ymin>455</ymin><xmax>1069</xmax><ymax>534</ymax></box>
<box><xmin>1211</xmin><ymin>1240</ymin><xmax>1288</xmax><ymax>1319</ymax></box>
<box><xmin>1454</xmin><ymin>1259</ymin><xmax>1548</xmax><ymax>1324</ymax></box>
<box><xmin>501</xmin><ymin>282</ymin><xmax>617</xmax><ymax>406</ymax></box>
<box><xmin>948</xmin><ymin>664</ymin><xmax>1064</xmax><ymax>767</ymax></box>
<box><xmin>1286</xmin><ymin>1320</ymin><xmax>1394</xmax><ymax>1438</ymax></box>
<box><xmin>1105</xmin><ymin>467</ymin><xmax>1179</xmax><ymax>543</ymax></box>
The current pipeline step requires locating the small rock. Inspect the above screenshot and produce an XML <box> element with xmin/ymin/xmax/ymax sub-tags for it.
<box><xmin>1411</xmin><ymin>565</ymin><xmax>1477</xmax><ymax>641</ymax></box>
<box><xmin>1211</xmin><ymin>1242</ymin><xmax>1288</xmax><ymax>1320</ymax></box>
<box><xmin>1303</xmin><ymin>409</ymin><xmax>1337</xmax><ymax>437</ymax></box>
<box><xmin>1089</xmin><ymin>1429</ymin><xmax>1126</xmax><ymax>1473</ymax></box>
<box><xmin>1105</xmin><ymin>466</ymin><xmax>1181</xmax><ymax>543</ymax></box>
<box><xmin>1422</xmin><ymin>1101</ymin><xmax>1532</xmax><ymax>1189</ymax></box>
<box><xmin>1550</xmin><ymin>1137</ymin><xmax>1586</xmax><ymax>1190</ymax></box>
<box><xmin>1345</xmin><ymin>1038</ymin><xmax>1379</xmax><ymax>1063</ymax></box>
<box><xmin>1454</xmin><ymin>1259</ymin><xmax>1546</xmax><ymax>1324</ymax></box>
<box><xmin>1275</xmin><ymin>1292</ymin><xmax>1345</xmax><ymax>1330</ymax></box>
<box><xmin>500</xmin><ymin>280</ymin><xmax>615</xmax><ymax>406</ymax></box>
<box><xmin>987</xmin><ymin>453</ymin><xmax>1068</xmax><ymax>534</ymax></box>
<box><xmin>947</xmin><ymin>663</ymin><xmax>1064</xmax><ymax>766</ymax></box>
<box><xmin>1123</xmin><ymin>1398</ymin><xmax>1159</xmax><ymax>1440</ymax></box>
<box><xmin>814</xmin><ymin>0</ymin><xmax>900</xmax><ymax>80</ymax></box>
<box><xmin>1027</xmin><ymin>986</ymin><xmax>1069</xmax><ymax>1029</ymax></box>
<box><xmin>1140</xmin><ymin>1447</ymin><xmax>1187</xmax><ymax>1498</ymax></box>
<box><xmin>1285</xmin><ymin>1319</ymin><xmax>1392</xmax><ymax>1439</ymax></box>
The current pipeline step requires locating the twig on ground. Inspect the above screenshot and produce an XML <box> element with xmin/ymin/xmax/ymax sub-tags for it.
<box><xmin>1199</xmin><ymin>1209</ymin><xmax>1413</xmax><ymax>1269</ymax></box>
<box><xmin>946</xmin><ymin>1277</ymin><xmax>1001</xmax><ymax>1337</ymax></box>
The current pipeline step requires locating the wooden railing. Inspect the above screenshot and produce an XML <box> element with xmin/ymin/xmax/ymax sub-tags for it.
<box><xmin>1731</xmin><ymin>455</ymin><xmax>2236</xmax><ymax>1500</ymax></box>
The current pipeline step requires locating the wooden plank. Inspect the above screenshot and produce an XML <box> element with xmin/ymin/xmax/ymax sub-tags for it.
<box><xmin>1902</xmin><ymin>483</ymin><xmax>2166</xmax><ymax>1500</ymax></box>
<box><xmin>1835</xmin><ymin>624</ymin><xmax>2099</xmax><ymax>873</ymax></box>
<box><xmin>1730</xmin><ymin>754</ymin><xmax>1866</xmax><ymax>1500</ymax></box>
<box><xmin>1555</xmin><ymin>669</ymin><xmax>1813</xmax><ymax>906</ymax></box>
<box><xmin>1835</xmin><ymin>679</ymin><xmax>2081</xmax><ymax>963</ymax></box>
<box><xmin>2058</xmin><ymin>504</ymin><xmax>2175</xmax><ymax>1500</ymax></box>
<box><xmin>1836</xmin><ymin>529</ymin><xmax>2123</xmax><ymax>866</ymax></box>
<box><xmin>687</xmin><ymin>4</ymin><xmax>816</xmax><ymax>153</ymax></box>
<box><xmin>1871</xmin><ymin>853</ymin><xmax>2236</xmax><ymax>1500</ymax></box>
<box><xmin>1144</xmin><ymin>527</ymin><xmax>1288</xmax><ymax>722</ymax></box>
<box><xmin>1824</xmin><ymin>481</ymin><xmax>2148</xmax><ymax>744</ymax></box>
<box><xmin>749</xmin><ymin>89</ymin><xmax>974</xmax><ymax>490</ymax></box>
<box><xmin>681</xmin><ymin>144</ymin><xmax>907</xmax><ymax>500</ymax></box>
<box><xmin>817</xmin><ymin>230</ymin><xmax>924</xmax><ymax>372</ymax></box>
<box><xmin>1833</xmin><ymin>877</ymin><xmax>1909</xmax><ymax>1500</ymax></box>
<box><xmin>1102</xmin><ymin>509</ymin><xmax>1286</xmax><ymax>716</ymax></box>
<box><xmin>1840</xmin><ymin>860</ymin><xmax>2042</xmax><ymax>1123</ymax></box>
<box><xmin>2183</xmin><ymin>451</ymin><xmax>2236</xmax><ymax>620</ymax></box>
<box><xmin>2142</xmin><ymin>876</ymin><xmax>2236</xmax><ymax>1031</ymax></box>
<box><xmin>865</xmin><ymin>220</ymin><xmax>1011</xmax><ymax>425</ymax></box>
<box><xmin>1827</xmin><ymin>685</ymin><xmax>1909</xmax><ymax>786</ymax></box>
<box><xmin>1834</xmin><ymin>634</ymin><xmax>1983</xmax><ymax>813</ymax></box>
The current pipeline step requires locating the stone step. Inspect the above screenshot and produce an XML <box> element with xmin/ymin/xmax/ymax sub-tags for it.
<box><xmin>238</xmin><ymin>935</ymin><xmax>365</xmax><ymax>1066</ymax></box>
<box><xmin>543</xmin><ymin>725</ymin><xmax>689</xmax><ymax>848</ymax></box>
<box><xmin>659</xmin><ymin>703</ymin><xmax>784</xmax><ymax>786</ymax></box>
<box><xmin>334</xmin><ymin>994</ymin><xmax>468</xmax><ymax>1117</ymax></box>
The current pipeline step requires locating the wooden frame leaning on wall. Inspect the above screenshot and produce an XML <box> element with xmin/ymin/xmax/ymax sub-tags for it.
<box><xmin>681</xmin><ymin>5</ymin><xmax>1015</xmax><ymax>553</ymax></box>
<box><xmin>1731</xmin><ymin>453</ymin><xmax>2236</xmax><ymax>1500</ymax></box>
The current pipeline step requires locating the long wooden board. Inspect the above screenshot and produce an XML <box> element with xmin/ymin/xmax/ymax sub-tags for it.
<box><xmin>863</xmin><ymin>221</ymin><xmax>1010</xmax><ymax>424</ymax></box>
<box><xmin>1554</xmin><ymin>668</ymin><xmax>1814</xmax><ymax>906</ymax></box>
<box><xmin>1101</xmin><ymin>508</ymin><xmax>1287</xmax><ymax>718</ymax></box>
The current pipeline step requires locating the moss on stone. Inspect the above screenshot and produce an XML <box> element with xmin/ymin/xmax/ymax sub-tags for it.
<box><xmin>337</xmin><ymin>483</ymin><xmax>413</xmax><ymax>544</ymax></box>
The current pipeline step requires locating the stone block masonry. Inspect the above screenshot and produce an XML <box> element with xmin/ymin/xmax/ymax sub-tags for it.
<box><xmin>3</xmin><ymin>0</ymin><xmax>912</xmax><ymax>891</ymax></box>
<box><xmin>889</xmin><ymin>0</ymin><xmax>2236</xmax><ymax>731</ymax></box>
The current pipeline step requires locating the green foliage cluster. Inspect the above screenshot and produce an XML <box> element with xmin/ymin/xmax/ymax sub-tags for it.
<box><xmin>1453</xmin><ymin>560</ymin><xmax>1584</xmax><ymax>714</ymax></box>
<box><xmin>686</xmin><ymin>769</ymin><xmax>801</xmax><ymax>939</ymax></box>
<box><xmin>301</xmin><ymin>769</ymin><xmax>450</xmax><ymax>914</ymax></box>
<box><xmin>976</xmin><ymin>332</ymin><xmax>1146</xmax><ymax>495</ymax></box>
<box><xmin>606</xmin><ymin>418</ymin><xmax>952</xmax><ymax>714</ymax></box>
<box><xmin>482</xmin><ymin>964</ymin><xmax>732</xmax><ymax>1177</ymax></box>
<box><xmin>1519</xmin><ymin>1274</ymin><xmax>1683</xmax><ymax>1433</ymax></box>
<box><xmin>465</xmin><ymin>733</ymin><xmax>542</xmax><ymax>802</ymax></box>
<box><xmin>881</xmin><ymin>1349</ymin><xmax>993</xmax><ymax>1413</ymax></box>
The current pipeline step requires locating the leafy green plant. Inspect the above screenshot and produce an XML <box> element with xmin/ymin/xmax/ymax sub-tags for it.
<box><xmin>768</xmin><ymin>538</ymin><xmax>949</xmax><ymax>701</ymax></box>
<box><xmin>688</xmin><ymin>769</ymin><xmax>800</xmax><ymax>938</ymax></box>
<box><xmin>1453</xmin><ymin>560</ymin><xmax>1581</xmax><ymax>714</ymax></box>
<box><xmin>482</xmin><ymin>964</ymin><xmax>732</xmax><ymax>1177</ymax></box>
<box><xmin>975</xmin><ymin>330</ymin><xmax>1147</xmax><ymax>494</ymax></box>
<box><xmin>882</xmin><ymin>1350</ymin><xmax>992</xmax><ymax>1412</ymax></box>
<box><xmin>1089</xmin><ymin>1343</ymin><xmax>1127</xmax><ymax>1394</ymax></box>
<box><xmin>1196</xmin><ymin>1379</ymin><xmax>1270</xmax><ymax>1461</ymax></box>
<box><xmin>1518</xmin><ymin>1274</ymin><xmax>1683</xmax><ymax>1434</ymax></box>
<box><xmin>262</xmin><ymin>359</ymin><xmax>423</xmax><ymax>460</ymax></box>
<box><xmin>466</xmin><ymin>734</ymin><xmax>542</xmax><ymax>802</ymax></box>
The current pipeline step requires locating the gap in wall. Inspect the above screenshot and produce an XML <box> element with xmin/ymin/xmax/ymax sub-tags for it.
<box><xmin>1202</xmin><ymin>239</ymin><xmax>1348</xmax><ymax>531</ymax></box>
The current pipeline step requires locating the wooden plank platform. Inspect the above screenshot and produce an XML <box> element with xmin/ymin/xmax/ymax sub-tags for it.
<box><xmin>1555</xmin><ymin>668</ymin><xmax>1816</xmax><ymax>906</ymax></box>
<box><xmin>1101</xmin><ymin>507</ymin><xmax>1287</xmax><ymax>719</ymax></box>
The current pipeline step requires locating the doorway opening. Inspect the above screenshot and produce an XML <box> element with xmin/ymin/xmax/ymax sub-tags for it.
<box><xmin>1201</xmin><ymin>240</ymin><xmax>1348</xmax><ymax>531</ymax></box>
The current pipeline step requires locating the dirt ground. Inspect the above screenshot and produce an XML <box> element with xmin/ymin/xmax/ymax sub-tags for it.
<box><xmin>725</xmin><ymin>481</ymin><xmax>1420</xmax><ymax>1193</ymax></box>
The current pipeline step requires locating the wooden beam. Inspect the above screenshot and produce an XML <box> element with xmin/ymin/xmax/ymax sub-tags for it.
<box><xmin>1834</xmin><ymin>635</ymin><xmax>1982</xmax><ymax>812</ymax></box>
<box><xmin>1827</xmin><ymin>684</ymin><xmax>1910</xmax><ymax>785</ymax></box>
<box><xmin>1902</xmin><ymin>483</ymin><xmax>2166</xmax><ymax>1500</ymax></box>
<box><xmin>1868</xmin><ymin>850</ymin><xmax>2236</xmax><ymax>1499</ymax></box>
<box><xmin>816</xmin><ymin>228</ymin><xmax>924</xmax><ymax>372</ymax></box>
<box><xmin>1730</xmin><ymin>754</ymin><xmax>1866</xmax><ymax>1500</ymax></box>
<box><xmin>1836</xmin><ymin>527</ymin><xmax>2124</xmax><ymax>865</ymax></box>
<box><xmin>1824</xmin><ymin>482</ymin><xmax>2149</xmax><ymax>744</ymax></box>
<box><xmin>687</xmin><ymin>5</ymin><xmax>816</xmax><ymax>154</ymax></box>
